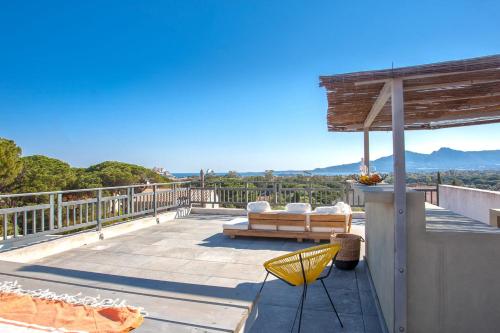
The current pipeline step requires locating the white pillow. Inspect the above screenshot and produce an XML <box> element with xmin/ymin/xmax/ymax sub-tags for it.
<box><xmin>223</xmin><ymin>217</ymin><xmax>249</xmax><ymax>230</ymax></box>
<box><xmin>285</xmin><ymin>203</ymin><xmax>312</xmax><ymax>214</ymax></box>
<box><xmin>313</xmin><ymin>206</ymin><xmax>341</xmax><ymax>214</ymax></box>
<box><xmin>247</xmin><ymin>201</ymin><xmax>271</xmax><ymax>213</ymax></box>
<box><xmin>335</xmin><ymin>202</ymin><xmax>352</xmax><ymax>214</ymax></box>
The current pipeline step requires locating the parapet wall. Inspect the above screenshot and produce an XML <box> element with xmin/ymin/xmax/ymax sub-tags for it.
<box><xmin>438</xmin><ymin>185</ymin><xmax>500</xmax><ymax>224</ymax></box>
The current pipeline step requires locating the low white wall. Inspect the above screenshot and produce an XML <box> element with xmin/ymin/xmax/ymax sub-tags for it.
<box><xmin>439</xmin><ymin>185</ymin><xmax>500</xmax><ymax>224</ymax></box>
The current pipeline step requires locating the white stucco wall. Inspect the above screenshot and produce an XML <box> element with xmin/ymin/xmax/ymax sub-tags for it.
<box><xmin>364</xmin><ymin>188</ymin><xmax>500</xmax><ymax>333</ymax></box>
<box><xmin>438</xmin><ymin>185</ymin><xmax>500</xmax><ymax>224</ymax></box>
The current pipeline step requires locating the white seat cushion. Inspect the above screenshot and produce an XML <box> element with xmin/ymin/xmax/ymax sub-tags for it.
<box><xmin>223</xmin><ymin>217</ymin><xmax>249</xmax><ymax>230</ymax></box>
<box><xmin>247</xmin><ymin>201</ymin><xmax>271</xmax><ymax>213</ymax></box>
<box><xmin>313</xmin><ymin>206</ymin><xmax>341</xmax><ymax>214</ymax></box>
<box><xmin>252</xmin><ymin>224</ymin><xmax>276</xmax><ymax>231</ymax></box>
<box><xmin>278</xmin><ymin>225</ymin><xmax>306</xmax><ymax>232</ymax></box>
<box><xmin>311</xmin><ymin>226</ymin><xmax>346</xmax><ymax>233</ymax></box>
<box><xmin>285</xmin><ymin>203</ymin><xmax>312</xmax><ymax>214</ymax></box>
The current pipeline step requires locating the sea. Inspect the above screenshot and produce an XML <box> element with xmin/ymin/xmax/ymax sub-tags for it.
<box><xmin>173</xmin><ymin>172</ymin><xmax>273</xmax><ymax>178</ymax></box>
<box><xmin>172</xmin><ymin>171</ymin><xmax>351</xmax><ymax>178</ymax></box>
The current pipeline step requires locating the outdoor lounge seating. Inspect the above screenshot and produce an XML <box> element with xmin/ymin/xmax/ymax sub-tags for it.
<box><xmin>222</xmin><ymin>201</ymin><xmax>353</xmax><ymax>242</ymax></box>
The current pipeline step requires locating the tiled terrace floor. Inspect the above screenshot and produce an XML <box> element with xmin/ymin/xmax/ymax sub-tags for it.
<box><xmin>0</xmin><ymin>214</ymin><xmax>382</xmax><ymax>332</ymax></box>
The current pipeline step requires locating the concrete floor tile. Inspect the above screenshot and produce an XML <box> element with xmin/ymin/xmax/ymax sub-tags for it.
<box><xmin>363</xmin><ymin>315</ymin><xmax>384</xmax><ymax>333</ymax></box>
<box><xmin>1</xmin><ymin>214</ymin><xmax>379</xmax><ymax>333</ymax></box>
<box><xmin>359</xmin><ymin>290</ymin><xmax>378</xmax><ymax>316</ymax></box>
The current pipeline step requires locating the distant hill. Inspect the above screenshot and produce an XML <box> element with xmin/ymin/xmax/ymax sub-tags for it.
<box><xmin>311</xmin><ymin>148</ymin><xmax>500</xmax><ymax>174</ymax></box>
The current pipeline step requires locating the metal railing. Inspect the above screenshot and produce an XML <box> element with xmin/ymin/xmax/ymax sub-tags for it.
<box><xmin>345</xmin><ymin>187</ymin><xmax>365</xmax><ymax>207</ymax></box>
<box><xmin>413</xmin><ymin>186</ymin><xmax>439</xmax><ymax>205</ymax></box>
<box><xmin>0</xmin><ymin>182</ymin><xmax>190</xmax><ymax>244</ymax></box>
<box><xmin>0</xmin><ymin>179</ymin><xmax>365</xmax><ymax>245</ymax></box>
<box><xmin>189</xmin><ymin>180</ymin><xmax>354</xmax><ymax>208</ymax></box>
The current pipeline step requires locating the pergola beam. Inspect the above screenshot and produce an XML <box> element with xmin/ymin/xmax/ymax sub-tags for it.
<box><xmin>363</xmin><ymin>81</ymin><xmax>392</xmax><ymax>129</ymax></box>
<box><xmin>353</xmin><ymin>66</ymin><xmax>500</xmax><ymax>86</ymax></box>
<box><xmin>403</xmin><ymin>78</ymin><xmax>500</xmax><ymax>92</ymax></box>
<box><xmin>343</xmin><ymin>108</ymin><xmax>500</xmax><ymax>130</ymax></box>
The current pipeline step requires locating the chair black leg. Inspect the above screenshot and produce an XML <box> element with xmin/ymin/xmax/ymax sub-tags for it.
<box><xmin>257</xmin><ymin>272</ymin><xmax>269</xmax><ymax>298</ymax></box>
<box><xmin>297</xmin><ymin>283</ymin><xmax>307</xmax><ymax>333</ymax></box>
<box><xmin>320</xmin><ymin>279</ymin><xmax>343</xmax><ymax>328</ymax></box>
<box><xmin>291</xmin><ymin>283</ymin><xmax>307</xmax><ymax>333</ymax></box>
<box><xmin>291</xmin><ymin>292</ymin><xmax>302</xmax><ymax>332</ymax></box>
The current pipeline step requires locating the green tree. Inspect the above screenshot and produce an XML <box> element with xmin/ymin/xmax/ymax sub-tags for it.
<box><xmin>86</xmin><ymin>161</ymin><xmax>167</xmax><ymax>187</ymax></box>
<box><xmin>0</xmin><ymin>138</ymin><xmax>23</xmax><ymax>192</ymax></box>
<box><xmin>264</xmin><ymin>170</ymin><xmax>274</xmax><ymax>181</ymax></box>
<box><xmin>70</xmin><ymin>168</ymin><xmax>103</xmax><ymax>189</ymax></box>
<box><xmin>13</xmin><ymin>155</ymin><xmax>76</xmax><ymax>193</ymax></box>
<box><xmin>227</xmin><ymin>170</ymin><xmax>240</xmax><ymax>178</ymax></box>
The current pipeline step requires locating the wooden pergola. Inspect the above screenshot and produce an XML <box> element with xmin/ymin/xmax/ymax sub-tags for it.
<box><xmin>319</xmin><ymin>54</ymin><xmax>500</xmax><ymax>333</ymax></box>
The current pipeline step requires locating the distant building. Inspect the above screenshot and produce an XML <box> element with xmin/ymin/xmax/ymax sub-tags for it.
<box><xmin>152</xmin><ymin>167</ymin><xmax>174</xmax><ymax>178</ymax></box>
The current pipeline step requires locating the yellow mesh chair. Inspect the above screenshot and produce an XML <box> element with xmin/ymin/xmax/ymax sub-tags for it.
<box><xmin>257</xmin><ymin>244</ymin><xmax>343</xmax><ymax>332</ymax></box>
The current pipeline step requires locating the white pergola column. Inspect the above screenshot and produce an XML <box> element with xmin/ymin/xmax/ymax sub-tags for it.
<box><xmin>363</xmin><ymin>128</ymin><xmax>370</xmax><ymax>172</ymax></box>
<box><xmin>391</xmin><ymin>78</ymin><xmax>407</xmax><ymax>333</ymax></box>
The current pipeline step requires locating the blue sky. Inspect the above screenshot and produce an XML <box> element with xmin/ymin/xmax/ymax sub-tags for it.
<box><xmin>1</xmin><ymin>1</ymin><xmax>499</xmax><ymax>172</ymax></box>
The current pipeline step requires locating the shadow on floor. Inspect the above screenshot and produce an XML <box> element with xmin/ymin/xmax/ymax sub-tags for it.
<box><xmin>248</xmin><ymin>261</ymin><xmax>382</xmax><ymax>333</ymax></box>
<box><xmin>10</xmin><ymin>264</ymin><xmax>257</xmax><ymax>308</ymax></box>
<box><xmin>199</xmin><ymin>233</ymin><xmax>326</xmax><ymax>251</ymax></box>
<box><xmin>178</xmin><ymin>214</ymin><xmax>239</xmax><ymax>221</ymax></box>
<box><xmin>4</xmin><ymin>260</ymin><xmax>380</xmax><ymax>332</ymax></box>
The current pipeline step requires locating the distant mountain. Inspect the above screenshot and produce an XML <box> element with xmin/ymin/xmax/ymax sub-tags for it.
<box><xmin>312</xmin><ymin>148</ymin><xmax>500</xmax><ymax>174</ymax></box>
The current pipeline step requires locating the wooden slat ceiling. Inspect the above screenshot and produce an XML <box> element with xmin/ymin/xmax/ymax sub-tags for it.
<box><xmin>319</xmin><ymin>55</ymin><xmax>500</xmax><ymax>132</ymax></box>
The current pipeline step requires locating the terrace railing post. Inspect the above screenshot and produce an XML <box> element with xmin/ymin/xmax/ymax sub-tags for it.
<box><xmin>57</xmin><ymin>193</ymin><xmax>63</xmax><ymax>229</ymax></box>
<box><xmin>153</xmin><ymin>185</ymin><xmax>158</xmax><ymax>222</ymax></box>
<box><xmin>173</xmin><ymin>183</ymin><xmax>178</xmax><ymax>208</ymax></box>
<box><xmin>436</xmin><ymin>173</ymin><xmax>441</xmax><ymax>206</ymax></box>
<box><xmin>127</xmin><ymin>187</ymin><xmax>131</xmax><ymax>215</ymax></box>
<box><xmin>2</xmin><ymin>214</ymin><xmax>7</xmax><ymax>240</ymax></box>
<box><xmin>274</xmin><ymin>182</ymin><xmax>278</xmax><ymax>205</ymax></box>
<box><xmin>201</xmin><ymin>183</ymin><xmax>205</xmax><ymax>208</ymax></box>
<box><xmin>130</xmin><ymin>187</ymin><xmax>135</xmax><ymax>215</ymax></box>
<box><xmin>215</xmin><ymin>183</ymin><xmax>218</xmax><ymax>208</ymax></box>
<box><xmin>245</xmin><ymin>182</ymin><xmax>249</xmax><ymax>205</ymax></box>
<box><xmin>13</xmin><ymin>213</ymin><xmax>18</xmax><ymax>238</ymax></box>
<box><xmin>344</xmin><ymin>182</ymin><xmax>350</xmax><ymax>204</ymax></box>
<box><xmin>49</xmin><ymin>194</ymin><xmax>55</xmax><ymax>230</ymax></box>
<box><xmin>436</xmin><ymin>185</ymin><xmax>440</xmax><ymax>206</ymax></box>
<box><xmin>96</xmin><ymin>189</ymin><xmax>102</xmax><ymax>232</ymax></box>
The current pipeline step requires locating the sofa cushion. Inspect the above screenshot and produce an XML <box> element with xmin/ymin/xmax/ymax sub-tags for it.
<box><xmin>285</xmin><ymin>203</ymin><xmax>312</xmax><ymax>214</ymax></box>
<box><xmin>311</xmin><ymin>226</ymin><xmax>346</xmax><ymax>233</ymax></box>
<box><xmin>247</xmin><ymin>201</ymin><xmax>271</xmax><ymax>213</ymax></box>
<box><xmin>223</xmin><ymin>217</ymin><xmax>249</xmax><ymax>230</ymax></box>
<box><xmin>251</xmin><ymin>224</ymin><xmax>276</xmax><ymax>231</ymax></box>
<box><xmin>278</xmin><ymin>225</ymin><xmax>306</xmax><ymax>232</ymax></box>
<box><xmin>314</xmin><ymin>206</ymin><xmax>342</xmax><ymax>214</ymax></box>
